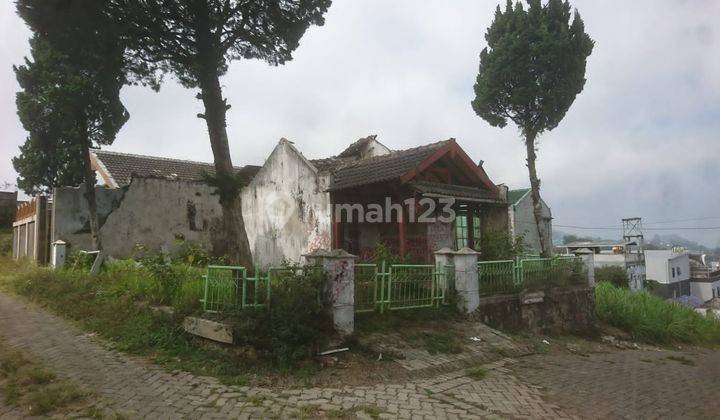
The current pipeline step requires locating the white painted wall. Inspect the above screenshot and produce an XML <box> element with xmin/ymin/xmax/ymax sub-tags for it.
<box><xmin>645</xmin><ymin>250</ymin><xmax>690</xmax><ymax>284</ymax></box>
<box><xmin>509</xmin><ymin>192</ymin><xmax>552</xmax><ymax>254</ymax></box>
<box><xmin>242</xmin><ymin>139</ymin><xmax>332</xmax><ymax>268</ymax></box>
<box><xmin>691</xmin><ymin>280</ymin><xmax>720</xmax><ymax>302</ymax></box>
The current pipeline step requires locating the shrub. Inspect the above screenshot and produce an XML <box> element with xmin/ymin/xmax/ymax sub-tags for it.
<box><xmin>0</xmin><ymin>229</ymin><xmax>12</xmax><ymax>256</ymax></box>
<box><xmin>595</xmin><ymin>266</ymin><xmax>628</xmax><ymax>288</ymax></box>
<box><xmin>233</xmin><ymin>266</ymin><xmax>332</xmax><ymax>366</ymax></box>
<box><xmin>479</xmin><ymin>231</ymin><xmax>524</xmax><ymax>261</ymax></box>
<box><xmin>595</xmin><ymin>282</ymin><xmax>720</xmax><ymax>345</ymax></box>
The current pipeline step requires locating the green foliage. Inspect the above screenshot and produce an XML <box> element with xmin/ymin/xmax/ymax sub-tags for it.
<box><xmin>479</xmin><ymin>231</ymin><xmax>525</xmax><ymax>261</ymax></box>
<box><xmin>595</xmin><ymin>282</ymin><xmax>720</xmax><ymax>345</ymax></box>
<box><xmin>0</xmin><ymin>229</ymin><xmax>12</xmax><ymax>256</ymax></box>
<box><xmin>0</xmin><ymin>338</ymin><xmax>95</xmax><ymax>417</ymax></box>
<box><xmin>472</xmin><ymin>0</ymin><xmax>594</xmax><ymax>137</ymax></box>
<box><xmin>12</xmin><ymin>0</ymin><xmax>153</xmax><ymax>195</ymax></box>
<box><xmin>112</xmin><ymin>0</ymin><xmax>332</xmax><ymax>89</ymax></box>
<box><xmin>415</xmin><ymin>331</ymin><xmax>463</xmax><ymax>355</ymax></box>
<box><xmin>366</xmin><ymin>243</ymin><xmax>410</xmax><ymax>265</ymax></box>
<box><xmin>232</xmin><ymin>266</ymin><xmax>332</xmax><ymax>367</ymax></box>
<box><xmin>466</xmin><ymin>366</ymin><xmax>488</xmax><ymax>380</ymax></box>
<box><xmin>1</xmin><ymin>260</ymin><xmax>254</xmax><ymax>384</ymax></box>
<box><xmin>595</xmin><ymin>266</ymin><xmax>628</xmax><ymax>289</ymax></box>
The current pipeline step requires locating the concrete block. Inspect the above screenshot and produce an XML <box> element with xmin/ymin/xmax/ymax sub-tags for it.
<box><xmin>183</xmin><ymin>316</ymin><xmax>233</xmax><ymax>344</ymax></box>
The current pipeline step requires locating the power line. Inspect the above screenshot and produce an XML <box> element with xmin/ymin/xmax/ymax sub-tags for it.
<box><xmin>554</xmin><ymin>223</ymin><xmax>720</xmax><ymax>231</ymax></box>
<box><xmin>644</xmin><ymin>216</ymin><xmax>720</xmax><ymax>225</ymax></box>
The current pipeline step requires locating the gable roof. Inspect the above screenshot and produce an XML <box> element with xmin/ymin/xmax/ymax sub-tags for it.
<box><xmin>92</xmin><ymin>150</ymin><xmax>260</xmax><ymax>187</ymax></box>
<box><xmin>338</xmin><ymin>135</ymin><xmax>376</xmax><ymax>158</ymax></box>
<box><xmin>328</xmin><ymin>140</ymin><xmax>451</xmax><ymax>190</ymax></box>
<box><xmin>508</xmin><ymin>188</ymin><xmax>531</xmax><ymax>205</ymax></box>
<box><xmin>327</xmin><ymin>139</ymin><xmax>500</xmax><ymax>195</ymax></box>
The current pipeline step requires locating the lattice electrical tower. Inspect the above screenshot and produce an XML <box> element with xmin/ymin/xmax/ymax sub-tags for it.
<box><xmin>622</xmin><ymin>217</ymin><xmax>646</xmax><ymax>289</ymax></box>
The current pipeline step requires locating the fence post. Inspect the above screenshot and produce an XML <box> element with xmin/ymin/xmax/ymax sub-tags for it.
<box><xmin>434</xmin><ymin>247</ymin><xmax>454</xmax><ymax>275</ymax></box>
<box><xmin>304</xmin><ymin>249</ymin><xmax>357</xmax><ymax>336</ymax></box>
<box><xmin>451</xmin><ymin>247</ymin><xmax>480</xmax><ymax>314</ymax></box>
<box><xmin>577</xmin><ymin>251</ymin><xmax>595</xmax><ymax>287</ymax></box>
<box><xmin>51</xmin><ymin>240</ymin><xmax>67</xmax><ymax>268</ymax></box>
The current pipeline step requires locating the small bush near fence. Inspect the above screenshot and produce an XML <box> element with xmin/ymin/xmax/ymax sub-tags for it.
<box><xmin>231</xmin><ymin>266</ymin><xmax>332</xmax><ymax>366</ymax></box>
<box><xmin>595</xmin><ymin>282</ymin><xmax>720</xmax><ymax>345</ymax></box>
<box><xmin>595</xmin><ymin>266</ymin><xmax>628</xmax><ymax>289</ymax></box>
<box><xmin>478</xmin><ymin>231</ymin><xmax>525</xmax><ymax>261</ymax></box>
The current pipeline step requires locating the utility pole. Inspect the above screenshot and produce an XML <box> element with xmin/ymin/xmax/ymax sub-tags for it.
<box><xmin>622</xmin><ymin>217</ymin><xmax>646</xmax><ymax>290</ymax></box>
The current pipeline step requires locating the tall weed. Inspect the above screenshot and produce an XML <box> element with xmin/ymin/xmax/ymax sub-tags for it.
<box><xmin>595</xmin><ymin>282</ymin><xmax>720</xmax><ymax>345</ymax></box>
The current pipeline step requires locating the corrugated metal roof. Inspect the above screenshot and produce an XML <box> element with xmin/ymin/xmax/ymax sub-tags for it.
<box><xmin>507</xmin><ymin>188</ymin><xmax>530</xmax><ymax>205</ymax></box>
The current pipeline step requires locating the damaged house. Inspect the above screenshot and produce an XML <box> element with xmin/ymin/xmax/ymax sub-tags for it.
<box><xmin>20</xmin><ymin>136</ymin><xmax>512</xmax><ymax>267</ymax></box>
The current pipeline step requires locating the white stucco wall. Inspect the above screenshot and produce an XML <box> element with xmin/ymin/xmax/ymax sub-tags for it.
<box><xmin>510</xmin><ymin>192</ymin><xmax>552</xmax><ymax>254</ymax></box>
<box><xmin>242</xmin><ymin>139</ymin><xmax>332</xmax><ymax>268</ymax></box>
<box><xmin>691</xmin><ymin>280</ymin><xmax>720</xmax><ymax>302</ymax></box>
<box><xmin>645</xmin><ymin>250</ymin><xmax>690</xmax><ymax>284</ymax></box>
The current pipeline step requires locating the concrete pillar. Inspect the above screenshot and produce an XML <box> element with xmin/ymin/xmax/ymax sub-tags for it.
<box><xmin>434</xmin><ymin>247</ymin><xmax>454</xmax><ymax>292</ymax></box>
<box><xmin>51</xmin><ymin>240</ymin><xmax>67</xmax><ymax>268</ymax></box>
<box><xmin>452</xmin><ymin>247</ymin><xmax>480</xmax><ymax>314</ymax></box>
<box><xmin>304</xmin><ymin>249</ymin><xmax>357</xmax><ymax>336</ymax></box>
<box><xmin>578</xmin><ymin>252</ymin><xmax>595</xmax><ymax>287</ymax></box>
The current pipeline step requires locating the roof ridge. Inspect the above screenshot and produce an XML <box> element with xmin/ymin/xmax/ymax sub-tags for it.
<box><xmin>93</xmin><ymin>149</ymin><xmax>259</xmax><ymax>169</ymax></box>
<box><xmin>93</xmin><ymin>149</ymin><xmax>216</xmax><ymax>167</ymax></box>
<box><xmin>333</xmin><ymin>138</ymin><xmax>453</xmax><ymax>171</ymax></box>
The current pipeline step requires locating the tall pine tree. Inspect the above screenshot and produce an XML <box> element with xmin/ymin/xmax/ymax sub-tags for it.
<box><xmin>110</xmin><ymin>0</ymin><xmax>332</xmax><ymax>266</ymax></box>
<box><xmin>471</xmin><ymin>0</ymin><xmax>594</xmax><ymax>256</ymax></box>
<box><xmin>14</xmin><ymin>0</ymin><xmax>156</xmax><ymax>250</ymax></box>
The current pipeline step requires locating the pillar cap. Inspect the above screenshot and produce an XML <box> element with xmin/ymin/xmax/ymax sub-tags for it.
<box><xmin>433</xmin><ymin>247</ymin><xmax>454</xmax><ymax>255</ymax></box>
<box><xmin>303</xmin><ymin>248</ymin><xmax>358</xmax><ymax>259</ymax></box>
<box><xmin>453</xmin><ymin>247</ymin><xmax>480</xmax><ymax>255</ymax></box>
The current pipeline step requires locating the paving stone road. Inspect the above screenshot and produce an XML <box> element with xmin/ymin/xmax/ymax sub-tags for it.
<box><xmin>0</xmin><ymin>291</ymin><xmax>719</xmax><ymax>419</ymax></box>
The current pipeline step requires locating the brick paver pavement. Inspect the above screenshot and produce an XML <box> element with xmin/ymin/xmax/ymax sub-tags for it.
<box><xmin>1</xmin><ymin>290</ymin><xmax>719</xmax><ymax>419</ymax></box>
<box><xmin>0</xmin><ymin>292</ymin><xmax>569</xmax><ymax>419</ymax></box>
<box><xmin>514</xmin><ymin>349</ymin><xmax>720</xmax><ymax>419</ymax></box>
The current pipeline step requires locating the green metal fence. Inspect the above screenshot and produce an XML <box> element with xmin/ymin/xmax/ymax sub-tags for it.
<box><xmin>202</xmin><ymin>265</ymin><xmax>325</xmax><ymax>313</ymax></box>
<box><xmin>353</xmin><ymin>263</ymin><xmax>450</xmax><ymax>313</ymax></box>
<box><xmin>478</xmin><ymin>260</ymin><xmax>518</xmax><ymax>296</ymax></box>
<box><xmin>478</xmin><ymin>256</ymin><xmax>587</xmax><ymax>295</ymax></box>
<box><xmin>202</xmin><ymin>265</ymin><xmax>245</xmax><ymax>313</ymax></box>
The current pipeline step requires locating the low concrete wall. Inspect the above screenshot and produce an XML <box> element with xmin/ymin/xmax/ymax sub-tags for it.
<box><xmin>473</xmin><ymin>286</ymin><xmax>596</xmax><ymax>334</ymax></box>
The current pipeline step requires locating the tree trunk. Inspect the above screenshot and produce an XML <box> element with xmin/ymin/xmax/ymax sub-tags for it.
<box><xmin>524</xmin><ymin>134</ymin><xmax>550</xmax><ymax>257</ymax></box>
<box><xmin>80</xmin><ymin>130</ymin><xmax>101</xmax><ymax>252</ymax></box>
<box><xmin>193</xmin><ymin>4</ymin><xmax>253</xmax><ymax>269</ymax></box>
<box><xmin>198</xmin><ymin>74</ymin><xmax>253</xmax><ymax>268</ymax></box>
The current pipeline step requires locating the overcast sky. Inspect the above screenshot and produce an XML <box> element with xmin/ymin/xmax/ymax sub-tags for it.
<box><xmin>1</xmin><ymin>1</ymin><xmax>719</xmax><ymax>246</ymax></box>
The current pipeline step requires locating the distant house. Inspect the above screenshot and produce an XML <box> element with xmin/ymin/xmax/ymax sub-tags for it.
<box><xmin>562</xmin><ymin>239</ymin><xmax>645</xmax><ymax>290</ymax></box>
<box><xmin>33</xmin><ymin>136</ymin><xmax>510</xmax><ymax>267</ymax></box>
<box><xmin>507</xmin><ymin>188</ymin><xmax>552</xmax><ymax>254</ymax></box>
<box><xmin>645</xmin><ymin>249</ymin><xmax>691</xmax><ymax>298</ymax></box>
<box><xmin>689</xmin><ymin>253</ymin><xmax>720</xmax><ymax>302</ymax></box>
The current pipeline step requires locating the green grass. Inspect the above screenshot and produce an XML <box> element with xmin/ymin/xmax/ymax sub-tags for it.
<box><xmin>0</xmin><ymin>257</ymin><xmax>258</xmax><ymax>385</ymax></box>
<box><xmin>0</xmin><ymin>228</ymin><xmax>12</xmax><ymax>256</ymax></box>
<box><xmin>0</xmin><ymin>338</ymin><xmax>98</xmax><ymax>417</ymax></box>
<box><xmin>416</xmin><ymin>331</ymin><xmax>463</xmax><ymax>355</ymax></box>
<box><xmin>0</xmin><ymin>257</ymin><xmax>334</xmax><ymax>385</ymax></box>
<box><xmin>595</xmin><ymin>282</ymin><xmax>720</xmax><ymax>346</ymax></box>
<box><xmin>466</xmin><ymin>366</ymin><xmax>488</xmax><ymax>380</ymax></box>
